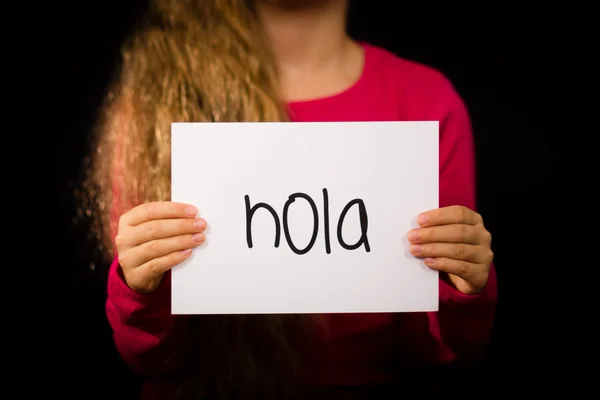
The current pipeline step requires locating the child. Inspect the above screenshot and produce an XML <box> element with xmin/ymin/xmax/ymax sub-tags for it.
<box><xmin>83</xmin><ymin>1</ymin><xmax>497</xmax><ymax>398</ymax></box>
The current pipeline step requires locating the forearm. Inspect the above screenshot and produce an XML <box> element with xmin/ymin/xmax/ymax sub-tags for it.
<box><xmin>106</xmin><ymin>257</ymin><xmax>186</xmax><ymax>378</ymax></box>
<box><xmin>427</xmin><ymin>264</ymin><xmax>497</xmax><ymax>364</ymax></box>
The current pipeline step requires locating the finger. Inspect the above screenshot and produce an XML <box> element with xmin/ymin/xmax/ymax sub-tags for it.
<box><xmin>422</xmin><ymin>257</ymin><xmax>479</xmax><ymax>279</ymax></box>
<box><xmin>408</xmin><ymin>224</ymin><xmax>480</xmax><ymax>245</ymax></box>
<box><xmin>122</xmin><ymin>233</ymin><xmax>206</xmax><ymax>268</ymax></box>
<box><xmin>417</xmin><ymin>206</ymin><xmax>482</xmax><ymax>227</ymax></box>
<box><xmin>121</xmin><ymin>202</ymin><xmax>198</xmax><ymax>227</ymax></box>
<box><xmin>409</xmin><ymin>242</ymin><xmax>486</xmax><ymax>263</ymax></box>
<box><xmin>137</xmin><ymin>248</ymin><xmax>194</xmax><ymax>279</ymax></box>
<box><xmin>123</xmin><ymin>217</ymin><xmax>207</xmax><ymax>247</ymax></box>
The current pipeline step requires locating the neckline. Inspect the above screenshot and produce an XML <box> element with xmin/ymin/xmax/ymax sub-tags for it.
<box><xmin>286</xmin><ymin>42</ymin><xmax>371</xmax><ymax>109</ymax></box>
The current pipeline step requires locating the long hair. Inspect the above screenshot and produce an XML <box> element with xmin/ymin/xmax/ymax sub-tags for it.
<box><xmin>78</xmin><ymin>0</ymin><xmax>317</xmax><ymax>398</ymax></box>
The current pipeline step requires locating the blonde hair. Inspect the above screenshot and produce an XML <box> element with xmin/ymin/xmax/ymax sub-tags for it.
<box><xmin>80</xmin><ymin>0</ymin><xmax>288</xmax><ymax>257</ymax></box>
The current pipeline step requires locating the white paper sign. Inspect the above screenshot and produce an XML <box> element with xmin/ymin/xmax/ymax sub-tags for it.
<box><xmin>171</xmin><ymin>121</ymin><xmax>439</xmax><ymax>315</ymax></box>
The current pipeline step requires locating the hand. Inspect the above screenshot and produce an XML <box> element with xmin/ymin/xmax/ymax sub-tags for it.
<box><xmin>115</xmin><ymin>201</ymin><xmax>207</xmax><ymax>294</ymax></box>
<box><xmin>407</xmin><ymin>205</ymin><xmax>493</xmax><ymax>295</ymax></box>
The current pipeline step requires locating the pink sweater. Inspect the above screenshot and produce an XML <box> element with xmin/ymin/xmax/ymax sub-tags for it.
<box><xmin>106</xmin><ymin>43</ymin><xmax>497</xmax><ymax>399</ymax></box>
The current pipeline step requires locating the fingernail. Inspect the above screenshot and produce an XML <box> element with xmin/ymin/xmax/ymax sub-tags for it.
<box><xmin>194</xmin><ymin>218</ymin><xmax>206</xmax><ymax>229</ymax></box>
<box><xmin>424</xmin><ymin>258</ymin><xmax>436</xmax><ymax>265</ymax></box>
<box><xmin>192</xmin><ymin>233</ymin><xmax>205</xmax><ymax>243</ymax></box>
<box><xmin>417</xmin><ymin>214</ymin><xmax>430</xmax><ymax>225</ymax></box>
<box><xmin>181</xmin><ymin>249</ymin><xmax>192</xmax><ymax>255</ymax></box>
<box><xmin>408</xmin><ymin>230</ymin><xmax>419</xmax><ymax>242</ymax></box>
<box><xmin>185</xmin><ymin>206</ymin><xmax>198</xmax><ymax>216</ymax></box>
<box><xmin>410</xmin><ymin>244</ymin><xmax>423</xmax><ymax>254</ymax></box>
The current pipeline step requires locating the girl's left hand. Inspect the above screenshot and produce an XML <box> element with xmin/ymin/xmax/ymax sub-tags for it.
<box><xmin>408</xmin><ymin>206</ymin><xmax>494</xmax><ymax>295</ymax></box>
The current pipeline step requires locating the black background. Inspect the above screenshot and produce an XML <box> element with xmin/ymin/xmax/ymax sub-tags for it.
<box><xmin>11</xmin><ymin>1</ymin><xmax>594</xmax><ymax>398</ymax></box>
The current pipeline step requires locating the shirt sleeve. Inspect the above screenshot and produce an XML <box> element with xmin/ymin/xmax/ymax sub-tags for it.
<box><xmin>105</xmin><ymin>256</ymin><xmax>187</xmax><ymax>378</ymax></box>
<box><xmin>424</xmin><ymin>76</ymin><xmax>498</xmax><ymax>364</ymax></box>
<box><xmin>103</xmin><ymin>94</ymin><xmax>188</xmax><ymax>378</ymax></box>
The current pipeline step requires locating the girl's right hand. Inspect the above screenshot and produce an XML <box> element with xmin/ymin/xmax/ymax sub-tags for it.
<box><xmin>115</xmin><ymin>201</ymin><xmax>207</xmax><ymax>294</ymax></box>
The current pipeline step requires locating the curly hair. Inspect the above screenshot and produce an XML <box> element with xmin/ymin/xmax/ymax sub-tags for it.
<box><xmin>78</xmin><ymin>1</ymin><xmax>319</xmax><ymax>398</ymax></box>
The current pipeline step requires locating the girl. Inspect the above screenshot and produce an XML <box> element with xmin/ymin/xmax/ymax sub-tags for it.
<box><xmin>82</xmin><ymin>0</ymin><xmax>497</xmax><ymax>399</ymax></box>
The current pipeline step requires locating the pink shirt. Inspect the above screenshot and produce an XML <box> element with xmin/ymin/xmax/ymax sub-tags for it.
<box><xmin>106</xmin><ymin>43</ymin><xmax>497</xmax><ymax>399</ymax></box>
